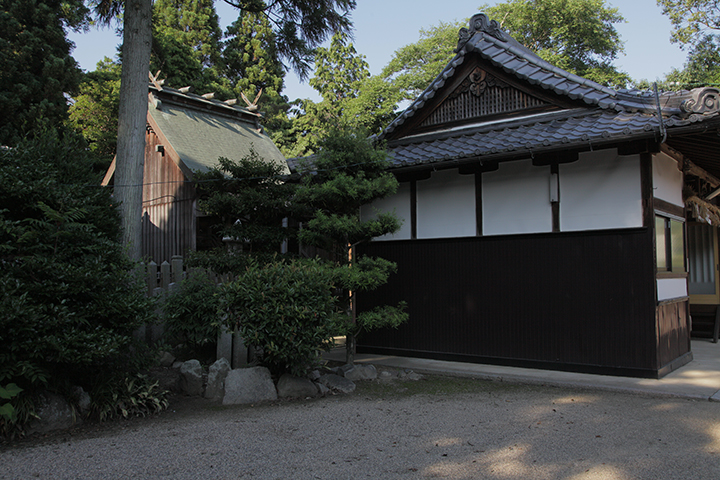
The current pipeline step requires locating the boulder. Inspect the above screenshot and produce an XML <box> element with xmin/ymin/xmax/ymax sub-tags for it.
<box><xmin>25</xmin><ymin>392</ymin><xmax>75</xmax><ymax>435</ymax></box>
<box><xmin>158</xmin><ymin>351</ymin><xmax>175</xmax><ymax>368</ymax></box>
<box><xmin>71</xmin><ymin>386</ymin><xmax>91</xmax><ymax>413</ymax></box>
<box><xmin>223</xmin><ymin>367</ymin><xmax>277</xmax><ymax>405</ymax></box>
<box><xmin>179</xmin><ymin>360</ymin><xmax>204</xmax><ymax>396</ymax></box>
<box><xmin>276</xmin><ymin>374</ymin><xmax>318</xmax><ymax>398</ymax></box>
<box><xmin>338</xmin><ymin>364</ymin><xmax>354</xmax><ymax>376</ymax></box>
<box><xmin>204</xmin><ymin>358</ymin><xmax>231</xmax><ymax>401</ymax></box>
<box><xmin>398</xmin><ymin>370</ymin><xmax>424</xmax><ymax>381</ymax></box>
<box><xmin>316</xmin><ymin>382</ymin><xmax>330</xmax><ymax>397</ymax></box>
<box><xmin>318</xmin><ymin>374</ymin><xmax>356</xmax><ymax>394</ymax></box>
<box><xmin>344</xmin><ymin>364</ymin><xmax>377</xmax><ymax>381</ymax></box>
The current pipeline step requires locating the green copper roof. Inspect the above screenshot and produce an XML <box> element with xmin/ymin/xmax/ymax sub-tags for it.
<box><xmin>148</xmin><ymin>89</ymin><xmax>288</xmax><ymax>178</ymax></box>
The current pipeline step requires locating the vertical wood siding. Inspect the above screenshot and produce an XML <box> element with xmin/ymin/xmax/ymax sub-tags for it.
<box><xmin>357</xmin><ymin>228</ymin><xmax>667</xmax><ymax>377</ymax></box>
<box><xmin>141</xmin><ymin>130</ymin><xmax>196</xmax><ymax>263</ymax></box>
<box><xmin>656</xmin><ymin>299</ymin><xmax>691</xmax><ymax>369</ymax></box>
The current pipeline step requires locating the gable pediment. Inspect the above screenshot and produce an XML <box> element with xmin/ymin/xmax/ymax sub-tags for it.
<box><xmin>385</xmin><ymin>56</ymin><xmax>583</xmax><ymax>142</ymax></box>
<box><xmin>419</xmin><ymin>66</ymin><xmax>551</xmax><ymax>129</ymax></box>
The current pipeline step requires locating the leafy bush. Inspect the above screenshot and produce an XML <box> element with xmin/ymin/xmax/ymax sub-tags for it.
<box><xmin>0</xmin><ymin>130</ymin><xmax>157</xmax><ymax>436</ymax></box>
<box><xmin>90</xmin><ymin>374</ymin><xmax>169</xmax><ymax>421</ymax></box>
<box><xmin>163</xmin><ymin>273</ymin><xmax>223</xmax><ymax>352</ymax></box>
<box><xmin>0</xmin><ymin>384</ymin><xmax>23</xmax><ymax>423</ymax></box>
<box><xmin>221</xmin><ymin>259</ymin><xmax>342</xmax><ymax>376</ymax></box>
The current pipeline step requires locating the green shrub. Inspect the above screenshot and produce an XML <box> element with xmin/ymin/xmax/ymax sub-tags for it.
<box><xmin>163</xmin><ymin>273</ymin><xmax>223</xmax><ymax>352</ymax></box>
<box><xmin>89</xmin><ymin>374</ymin><xmax>169</xmax><ymax>421</ymax></box>
<box><xmin>221</xmin><ymin>258</ymin><xmax>342</xmax><ymax>376</ymax></box>
<box><xmin>0</xmin><ymin>130</ymin><xmax>157</xmax><ymax>436</ymax></box>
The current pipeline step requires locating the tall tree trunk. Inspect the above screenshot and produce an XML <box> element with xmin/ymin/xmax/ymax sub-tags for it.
<box><xmin>115</xmin><ymin>0</ymin><xmax>152</xmax><ymax>261</ymax></box>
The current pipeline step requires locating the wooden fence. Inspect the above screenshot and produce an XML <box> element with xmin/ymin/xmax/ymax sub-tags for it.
<box><xmin>139</xmin><ymin>255</ymin><xmax>232</xmax><ymax>297</ymax></box>
<box><xmin>136</xmin><ymin>255</ymin><xmax>248</xmax><ymax>367</ymax></box>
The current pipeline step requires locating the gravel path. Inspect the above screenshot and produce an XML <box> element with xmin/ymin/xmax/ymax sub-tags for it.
<box><xmin>2</xmin><ymin>378</ymin><xmax>720</xmax><ymax>480</ymax></box>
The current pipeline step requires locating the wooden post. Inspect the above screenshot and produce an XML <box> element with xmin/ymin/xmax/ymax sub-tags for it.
<box><xmin>146</xmin><ymin>261</ymin><xmax>157</xmax><ymax>296</ymax></box>
<box><xmin>161</xmin><ymin>261</ymin><xmax>171</xmax><ymax>291</ymax></box>
<box><xmin>171</xmin><ymin>255</ymin><xmax>183</xmax><ymax>284</ymax></box>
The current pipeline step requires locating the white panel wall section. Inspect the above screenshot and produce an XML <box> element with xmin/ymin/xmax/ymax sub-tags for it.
<box><xmin>657</xmin><ymin>278</ymin><xmax>688</xmax><ymax>301</ymax></box>
<box><xmin>560</xmin><ymin>150</ymin><xmax>643</xmax><ymax>232</ymax></box>
<box><xmin>417</xmin><ymin>168</ymin><xmax>476</xmax><ymax>239</ymax></box>
<box><xmin>482</xmin><ymin>159</ymin><xmax>552</xmax><ymax>236</ymax></box>
<box><xmin>652</xmin><ymin>152</ymin><xmax>684</xmax><ymax>207</ymax></box>
<box><xmin>360</xmin><ymin>181</ymin><xmax>412</xmax><ymax>241</ymax></box>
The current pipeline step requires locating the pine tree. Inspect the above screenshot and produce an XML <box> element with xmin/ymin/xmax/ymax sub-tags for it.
<box><xmin>294</xmin><ymin>129</ymin><xmax>408</xmax><ymax>364</ymax></box>
<box><xmin>0</xmin><ymin>0</ymin><xmax>88</xmax><ymax>145</ymax></box>
<box><xmin>223</xmin><ymin>10</ymin><xmax>290</xmax><ymax>138</ymax></box>
<box><xmin>285</xmin><ymin>34</ymin><xmax>400</xmax><ymax>157</ymax></box>
<box><xmin>151</xmin><ymin>0</ymin><xmax>231</xmax><ymax>96</ymax></box>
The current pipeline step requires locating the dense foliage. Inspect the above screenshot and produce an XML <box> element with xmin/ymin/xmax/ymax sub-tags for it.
<box><xmin>294</xmin><ymin>129</ymin><xmax>408</xmax><ymax>362</ymax></box>
<box><xmin>67</xmin><ymin>57</ymin><xmax>122</xmax><ymax>169</ymax></box>
<box><xmin>383</xmin><ymin>0</ymin><xmax>629</xmax><ymax>97</ymax></box>
<box><xmin>192</xmin><ymin>149</ymin><xmax>298</xmax><ymax>264</ymax></box>
<box><xmin>0</xmin><ymin>0</ymin><xmax>88</xmax><ymax>145</ymax></box>
<box><xmin>285</xmin><ymin>34</ymin><xmax>401</xmax><ymax>157</ymax></box>
<box><xmin>482</xmin><ymin>0</ymin><xmax>629</xmax><ymax>87</ymax></box>
<box><xmin>162</xmin><ymin>273</ymin><xmax>223</xmax><ymax>352</ymax></box>
<box><xmin>0</xmin><ymin>130</ymin><xmax>157</xmax><ymax>435</ymax></box>
<box><xmin>223</xmin><ymin>0</ymin><xmax>356</xmax><ymax>79</ymax></box>
<box><xmin>657</xmin><ymin>0</ymin><xmax>720</xmax><ymax>46</ymax></box>
<box><xmin>221</xmin><ymin>258</ymin><xmax>341</xmax><ymax>376</ymax></box>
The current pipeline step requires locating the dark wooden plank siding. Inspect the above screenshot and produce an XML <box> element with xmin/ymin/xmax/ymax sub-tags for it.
<box><xmin>357</xmin><ymin>228</ymin><xmax>662</xmax><ymax>376</ymax></box>
<box><xmin>656</xmin><ymin>299</ymin><xmax>691</xmax><ymax>368</ymax></box>
<box><xmin>141</xmin><ymin>130</ymin><xmax>196</xmax><ymax>263</ymax></box>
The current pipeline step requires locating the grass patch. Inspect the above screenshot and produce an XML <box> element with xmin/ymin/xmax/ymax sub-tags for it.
<box><xmin>354</xmin><ymin>372</ymin><xmax>529</xmax><ymax>398</ymax></box>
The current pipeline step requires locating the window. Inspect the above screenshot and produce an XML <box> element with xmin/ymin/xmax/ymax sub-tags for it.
<box><xmin>655</xmin><ymin>215</ymin><xmax>685</xmax><ymax>273</ymax></box>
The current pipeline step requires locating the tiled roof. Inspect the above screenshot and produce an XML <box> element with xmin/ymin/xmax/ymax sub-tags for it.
<box><xmin>388</xmin><ymin>109</ymin><xmax>718</xmax><ymax>168</ymax></box>
<box><xmin>379</xmin><ymin>13</ymin><xmax>720</xmax><ymax>169</ymax></box>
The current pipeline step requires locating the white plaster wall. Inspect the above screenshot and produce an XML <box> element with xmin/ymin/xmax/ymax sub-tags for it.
<box><xmin>482</xmin><ymin>159</ymin><xmax>552</xmax><ymax>236</ymax></box>
<box><xmin>652</xmin><ymin>152</ymin><xmax>684</xmax><ymax>207</ymax></box>
<box><xmin>560</xmin><ymin>150</ymin><xmax>643</xmax><ymax>232</ymax></box>
<box><xmin>657</xmin><ymin>278</ymin><xmax>688</xmax><ymax>301</ymax></box>
<box><xmin>416</xmin><ymin>169</ymin><xmax>476</xmax><ymax>239</ymax></box>
<box><xmin>360</xmin><ymin>181</ymin><xmax>412</xmax><ymax>241</ymax></box>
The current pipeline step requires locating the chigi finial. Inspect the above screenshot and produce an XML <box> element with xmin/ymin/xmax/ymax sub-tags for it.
<box><xmin>457</xmin><ymin>13</ymin><xmax>506</xmax><ymax>51</ymax></box>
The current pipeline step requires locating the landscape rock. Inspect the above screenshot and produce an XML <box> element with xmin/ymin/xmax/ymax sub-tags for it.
<box><xmin>179</xmin><ymin>360</ymin><xmax>204</xmax><ymax>396</ymax></box>
<box><xmin>25</xmin><ymin>392</ymin><xmax>75</xmax><ymax>435</ymax></box>
<box><xmin>344</xmin><ymin>364</ymin><xmax>377</xmax><ymax>381</ymax></box>
<box><xmin>307</xmin><ymin>369</ymin><xmax>321</xmax><ymax>381</ymax></box>
<box><xmin>398</xmin><ymin>370</ymin><xmax>424</xmax><ymax>381</ymax></box>
<box><xmin>71</xmin><ymin>386</ymin><xmax>91</xmax><ymax>413</ymax></box>
<box><xmin>158</xmin><ymin>351</ymin><xmax>175</xmax><ymax>368</ymax></box>
<box><xmin>338</xmin><ymin>364</ymin><xmax>354</xmax><ymax>376</ymax></box>
<box><xmin>318</xmin><ymin>374</ymin><xmax>356</xmax><ymax>394</ymax></box>
<box><xmin>316</xmin><ymin>383</ymin><xmax>330</xmax><ymax>397</ymax></box>
<box><xmin>204</xmin><ymin>358</ymin><xmax>231</xmax><ymax>401</ymax></box>
<box><xmin>223</xmin><ymin>367</ymin><xmax>277</xmax><ymax>405</ymax></box>
<box><xmin>277</xmin><ymin>374</ymin><xmax>318</xmax><ymax>398</ymax></box>
<box><xmin>379</xmin><ymin>371</ymin><xmax>395</xmax><ymax>380</ymax></box>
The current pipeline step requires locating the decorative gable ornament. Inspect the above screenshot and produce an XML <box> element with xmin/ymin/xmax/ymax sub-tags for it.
<box><xmin>449</xmin><ymin>67</ymin><xmax>508</xmax><ymax>99</ymax></box>
<box><xmin>681</xmin><ymin>88</ymin><xmax>720</xmax><ymax>115</ymax></box>
<box><xmin>456</xmin><ymin>13</ymin><xmax>506</xmax><ymax>51</ymax></box>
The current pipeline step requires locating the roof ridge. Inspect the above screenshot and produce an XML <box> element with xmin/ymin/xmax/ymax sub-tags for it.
<box><xmin>379</xmin><ymin>13</ymin><xmax>620</xmax><ymax>141</ymax></box>
<box><xmin>150</xmin><ymin>84</ymin><xmax>261</xmax><ymax>118</ymax></box>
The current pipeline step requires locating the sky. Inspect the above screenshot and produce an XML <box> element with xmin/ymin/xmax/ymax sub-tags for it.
<box><xmin>67</xmin><ymin>0</ymin><xmax>689</xmax><ymax>102</ymax></box>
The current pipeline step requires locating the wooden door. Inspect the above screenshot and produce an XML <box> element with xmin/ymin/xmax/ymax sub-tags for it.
<box><xmin>688</xmin><ymin>223</ymin><xmax>720</xmax><ymax>304</ymax></box>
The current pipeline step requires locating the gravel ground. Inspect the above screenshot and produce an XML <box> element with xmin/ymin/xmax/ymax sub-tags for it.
<box><xmin>2</xmin><ymin>374</ymin><xmax>720</xmax><ymax>480</ymax></box>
